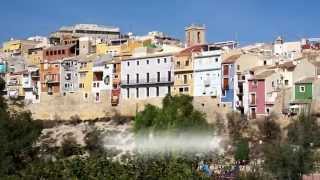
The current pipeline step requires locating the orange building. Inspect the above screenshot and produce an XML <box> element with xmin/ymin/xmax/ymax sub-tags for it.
<box><xmin>40</xmin><ymin>60</ymin><xmax>61</xmax><ymax>95</ymax></box>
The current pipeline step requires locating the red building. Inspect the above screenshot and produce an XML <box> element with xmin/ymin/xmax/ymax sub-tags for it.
<box><xmin>43</xmin><ymin>44</ymin><xmax>77</xmax><ymax>62</ymax></box>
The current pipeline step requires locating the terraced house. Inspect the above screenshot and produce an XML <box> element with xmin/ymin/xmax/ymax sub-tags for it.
<box><xmin>121</xmin><ymin>48</ymin><xmax>175</xmax><ymax>99</ymax></box>
<box><xmin>78</xmin><ymin>55</ymin><xmax>94</xmax><ymax>101</ymax></box>
<box><xmin>173</xmin><ymin>45</ymin><xmax>206</xmax><ymax>96</ymax></box>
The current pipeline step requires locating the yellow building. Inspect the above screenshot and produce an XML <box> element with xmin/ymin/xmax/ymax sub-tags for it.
<box><xmin>96</xmin><ymin>39</ymin><xmax>145</xmax><ymax>56</ymax></box>
<box><xmin>173</xmin><ymin>45</ymin><xmax>206</xmax><ymax>96</ymax></box>
<box><xmin>3</xmin><ymin>39</ymin><xmax>38</xmax><ymax>56</ymax></box>
<box><xmin>26</xmin><ymin>47</ymin><xmax>43</xmax><ymax>65</ymax></box>
<box><xmin>78</xmin><ymin>55</ymin><xmax>95</xmax><ymax>99</ymax></box>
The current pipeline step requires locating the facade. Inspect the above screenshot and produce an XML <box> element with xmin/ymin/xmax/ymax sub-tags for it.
<box><xmin>22</xmin><ymin>66</ymin><xmax>40</xmax><ymax>104</ymax></box>
<box><xmin>43</xmin><ymin>44</ymin><xmax>77</xmax><ymax>62</ymax></box>
<box><xmin>121</xmin><ymin>53</ymin><xmax>174</xmax><ymax>99</ymax></box>
<box><xmin>40</xmin><ymin>60</ymin><xmax>61</xmax><ymax>95</ymax></box>
<box><xmin>6</xmin><ymin>71</ymin><xmax>24</xmax><ymax>98</ymax></box>
<box><xmin>289</xmin><ymin>77</ymin><xmax>314</xmax><ymax>114</ymax></box>
<box><xmin>2</xmin><ymin>39</ymin><xmax>39</xmax><ymax>57</ymax></box>
<box><xmin>193</xmin><ymin>47</ymin><xmax>222</xmax><ymax>97</ymax></box>
<box><xmin>92</xmin><ymin>55</ymin><xmax>113</xmax><ymax>102</ymax></box>
<box><xmin>173</xmin><ymin>45</ymin><xmax>206</xmax><ymax>96</ymax></box>
<box><xmin>221</xmin><ymin>55</ymin><xmax>238</xmax><ymax>108</ymax></box>
<box><xmin>78</xmin><ymin>56</ymin><xmax>94</xmax><ymax>101</ymax></box>
<box><xmin>110</xmin><ymin>57</ymin><xmax>122</xmax><ymax>106</ymax></box>
<box><xmin>273</xmin><ymin>36</ymin><xmax>302</xmax><ymax>61</ymax></box>
<box><xmin>185</xmin><ymin>24</ymin><xmax>206</xmax><ymax>47</ymax></box>
<box><xmin>27</xmin><ymin>47</ymin><xmax>43</xmax><ymax>65</ymax></box>
<box><xmin>60</xmin><ymin>58</ymin><xmax>79</xmax><ymax>94</ymax></box>
<box><xmin>51</xmin><ymin>24</ymin><xmax>120</xmax><ymax>41</ymax></box>
<box><xmin>0</xmin><ymin>61</ymin><xmax>7</xmax><ymax>77</ymax></box>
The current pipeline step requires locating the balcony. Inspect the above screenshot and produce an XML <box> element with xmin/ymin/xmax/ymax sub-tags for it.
<box><xmin>174</xmin><ymin>64</ymin><xmax>193</xmax><ymax>72</ymax></box>
<box><xmin>121</xmin><ymin>78</ymin><xmax>173</xmax><ymax>87</ymax></box>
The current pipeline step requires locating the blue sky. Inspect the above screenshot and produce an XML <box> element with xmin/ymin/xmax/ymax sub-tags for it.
<box><xmin>0</xmin><ymin>0</ymin><xmax>319</xmax><ymax>45</ymax></box>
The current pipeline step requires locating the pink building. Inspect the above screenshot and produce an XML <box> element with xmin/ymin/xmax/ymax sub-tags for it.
<box><xmin>247</xmin><ymin>70</ymin><xmax>275</xmax><ymax>119</ymax></box>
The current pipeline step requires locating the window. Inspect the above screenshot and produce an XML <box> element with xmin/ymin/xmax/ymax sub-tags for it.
<box><xmin>237</xmin><ymin>65</ymin><xmax>240</xmax><ymax>70</ymax></box>
<box><xmin>156</xmin><ymin>87</ymin><xmax>159</xmax><ymax>96</ymax></box>
<box><xmin>177</xmin><ymin>61</ymin><xmax>180</xmax><ymax>67</ymax></box>
<box><xmin>58</xmin><ymin>50</ymin><xmax>61</xmax><ymax>54</ymax></box>
<box><xmin>264</xmin><ymin>60</ymin><xmax>267</xmax><ymax>65</ymax></box>
<box><xmin>127</xmin><ymin>62</ymin><xmax>130</xmax><ymax>66</ymax></box>
<box><xmin>157</xmin><ymin>59</ymin><xmax>160</xmax><ymax>64</ymax></box>
<box><xmin>184</xmin><ymin>87</ymin><xmax>189</xmax><ymax>92</ymax></box>
<box><xmin>185</xmin><ymin>60</ymin><xmax>189</xmax><ymax>66</ymax></box>
<box><xmin>168</xmin><ymin>71</ymin><xmax>171</xmax><ymax>81</ymax></box>
<box><xmin>97</xmin><ymin>82</ymin><xmax>100</xmax><ymax>88</ymax></box>
<box><xmin>104</xmin><ymin>75</ymin><xmax>110</xmax><ymax>85</ymax></box>
<box><xmin>50</xmin><ymin>51</ymin><xmax>53</xmax><ymax>55</ymax></box>
<box><xmin>223</xmin><ymin>65</ymin><xmax>229</xmax><ymax>75</ymax></box>
<box><xmin>197</xmin><ymin>31</ymin><xmax>201</xmax><ymax>43</ymax></box>
<box><xmin>223</xmin><ymin>78</ymin><xmax>229</xmax><ymax>89</ymax></box>
<box><xmin>136</xmin><ymin>88</ymin><xmax>139</xmax><ymax>98</ymax></box>
<box><xmin>62</xmin><ymin>50</ymin><xmax>65</xmax><ymax>54</ymax></box>
<box><xmin>146</xmin><ymin>87</ymin><xmax>150</xmax><ymax>97</ymax></box>
<box><xmin>299</xmin><ymin>85</ymin><xmax>305</xmax><ymax>92</ymax></box>
<box><xmin>127</xmin><ymin>74</ymin><xmax>130</xmax><ymax>84</ymax></box>
<box><xmin>250</xmin><ymin>93</ymin><xmax>256</xmax><ymax>105</ymax></box>
<box><xmin>54</xmin><ymin>51</ymin><xmax>57</xmax><ymax>55</ymax></box>
<box><xmin>285</xmin><ymin>80</ymin><xmax>289</xmax><ymax>86</ymax></box>
<box><xmin>136</xmin><ymin>73</ymin><xmax>139</xmax><ymax>83</ymax></box>
<box><xmin>183</xmin><ymin>75</ymin><xmax>188</xmax><ymax>84</ymax></box>
<box><xmin>127</xmin><ymin>88</ymin><xmax>130</xmax><ymax>98</ymax></box>
<box><xmin>167</xmin><ymin>86</ymin><xmax>171</xmax><ymax>95</ymax></box>
<box><xmin>46</xmin><ymin>51</ymin><xmax>49</xmax><ymax>56</ymax></box>
<box><xmin>179</xmin><ymin>88</ymin><xmax>183</xmax><ymax>92</ymax></box>
<box><xmin>146</xmin><ymin>60</ymin><xmax>149</xmax><ymax>64</ymax></box>
<box><xmin>253</xmin><ymin>80</ymin><xmax>258</xmax><ymax>87</ymax></box>
<box><xmin>146</xmin><ymin>73</ymin><xmax>150</xmax><ymax>83</ymax></box>
<box><xmin>95</xmin><ymin>92</ymin><xmax>100</xmax><ymax>102</ymax></box>
<box><xmin>84</xmin><ymin>93</ymin><xmax>88</xmax><ymax>99</ymax></box>
<box><xmin>164</xmin><ymin>58</ymin><xmax>167</xmax><ymax>63</ymax></box>
<box><xmin>215</xmin><ymin>58</ymin><xmax>218</xmax><ymax>62</ymax></box>
<box><xmin>157</xmin><ymin>72</ymin><xmax>160</xmax><ymax>82</ymax></box>
<box><xmin>137</xmin><ymin>61</ymin><xmax>139</xmax><ymax>66</ymax></box>
<box><xmin>272</xmin><ymin>81</ymin><xmax>275</xmax><ymax>87</ymax></box>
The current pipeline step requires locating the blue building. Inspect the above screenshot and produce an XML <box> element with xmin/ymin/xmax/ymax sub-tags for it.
<box><xmin>0</xmin><ymin>61</ymin><xmax>7</xmax><ymax>76</ymax></box>
<box><xmin>220</xmin><ymin>55</ymin><xmax>238</xmax><ymax>108</ymax></box>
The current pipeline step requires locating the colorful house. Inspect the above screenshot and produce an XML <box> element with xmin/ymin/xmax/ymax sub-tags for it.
<box><xmin>92</xmin><ymin>55</ymin><xmax>113</xmax><ymax>103</ymax></box>
<box><xmin>27</xmin><ymin>47</ymin><xmax>43</xmax><ymax>65</ymax></box>
<box><xmin>246</xmin><ymin>70</ymin><xmax>275</xmax><ymax>119</ymax></box>
<box><xmin>43</xmin><ymin>44</ymin><xmax>77</xmax><ymax>62</ymax></box>
<box><xmin>78</xmin><ymin>55</ymin><xmax>94</xmax><ymax>101</ymax></box>
<box><xmin>289</xmin><ymin>77</ymin><xmax>314</xmax><ymax>114</ymax></box>
<box><xmin>110</xmin><ymin>57</ymin><xmax>122</xmax><ymax>106</ymax></box>
<box><xmin>173</xmin><ymin>45</ymin><xmax>206</xmax><ymax>96</ymax></box>
<box><xmin>60</xmin><ymin>58</ymin><xmax>79</xmax><ymax>94</ymax></box>
<box><xmin>193</xmin><ymin>46</ymin><xmax>222</xmax><ymax>97</ymax></box>
<box><xmin>40</xmin><ymin>60</ymin><xmax>61</xmax><ymax>95</ymax></box>
<box><xmin>221</xmin><ymin>55</ymin><xmax>239</xmax><ymax>108</ymax></box>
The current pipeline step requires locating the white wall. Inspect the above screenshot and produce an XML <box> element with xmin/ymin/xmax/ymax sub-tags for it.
<box><xmin>121</xmin><ymin>55</ymin><xmax>174</xmax><ymax>99</ymax></box>
<box><xmin>193</xmin><ymin>50</ymin><xmax>222</xmax><ymax>97</ymax></box>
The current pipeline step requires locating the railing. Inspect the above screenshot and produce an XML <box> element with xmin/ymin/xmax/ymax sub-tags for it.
<box><xmin>174</xmin><ymin>64</ymin><xmax>192</xmax><ymax>71</ymax></box>
<box><xmin>121</xmin><ymin>78</ymin><xmax>173</xmax><ymax>86</ymax></box>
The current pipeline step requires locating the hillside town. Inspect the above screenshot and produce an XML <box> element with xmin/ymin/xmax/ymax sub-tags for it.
<box><xmin>1</xmin><ymin>23</ymin><xmax>320</xmax><ymax>120</ymax></box>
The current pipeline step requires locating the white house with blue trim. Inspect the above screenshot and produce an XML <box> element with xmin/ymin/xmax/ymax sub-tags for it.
<box><xmin>193</xmin><ymin>48</ymin><xmax>222</xmax><ymax>97</ymax></box>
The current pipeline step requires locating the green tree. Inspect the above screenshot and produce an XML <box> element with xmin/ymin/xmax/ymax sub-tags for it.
<box><xmin>134</xmin><ymin>94</ymin><xmax>212</xmax><ymax>134</ymax></box>
<box><xmin>234</xmin><ymin>138</ymin><xmax>249</xmax><ymax>164</ymax></box>
<box><xmin>0</xmin><ymin>79</ymin><xmax>42</xmax><ymax>177</ymax></box>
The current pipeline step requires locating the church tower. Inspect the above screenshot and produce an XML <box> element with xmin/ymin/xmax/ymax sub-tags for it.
<box><xmin>185</xmin><ymin>24</ymin><xmax>206</xmax><ymax>47</ymax></box>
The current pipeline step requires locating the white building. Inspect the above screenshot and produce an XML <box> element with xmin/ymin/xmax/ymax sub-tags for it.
<box><xmin>92</xmin><ymin>55</ymin><xmax>113</xmax><ymax>102</ymax></box>
<box><xmin>121</xmin><ymin>50</ymin><xmax>174</xmax><ymax>100</ymax></box>
<box><xmin>193</xmin><ymin>48</ymin><xmax>222</xmax><ymax>97</ymax></box>
<box><xmin>273</xmin><ymin>37</ymin><xmax>302</xmax><ymax>61</ymax></box>
<box><xmin>22</xmin><ymin>66</ymin><xmax>40</xmax><ymax>104</ymax></box>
